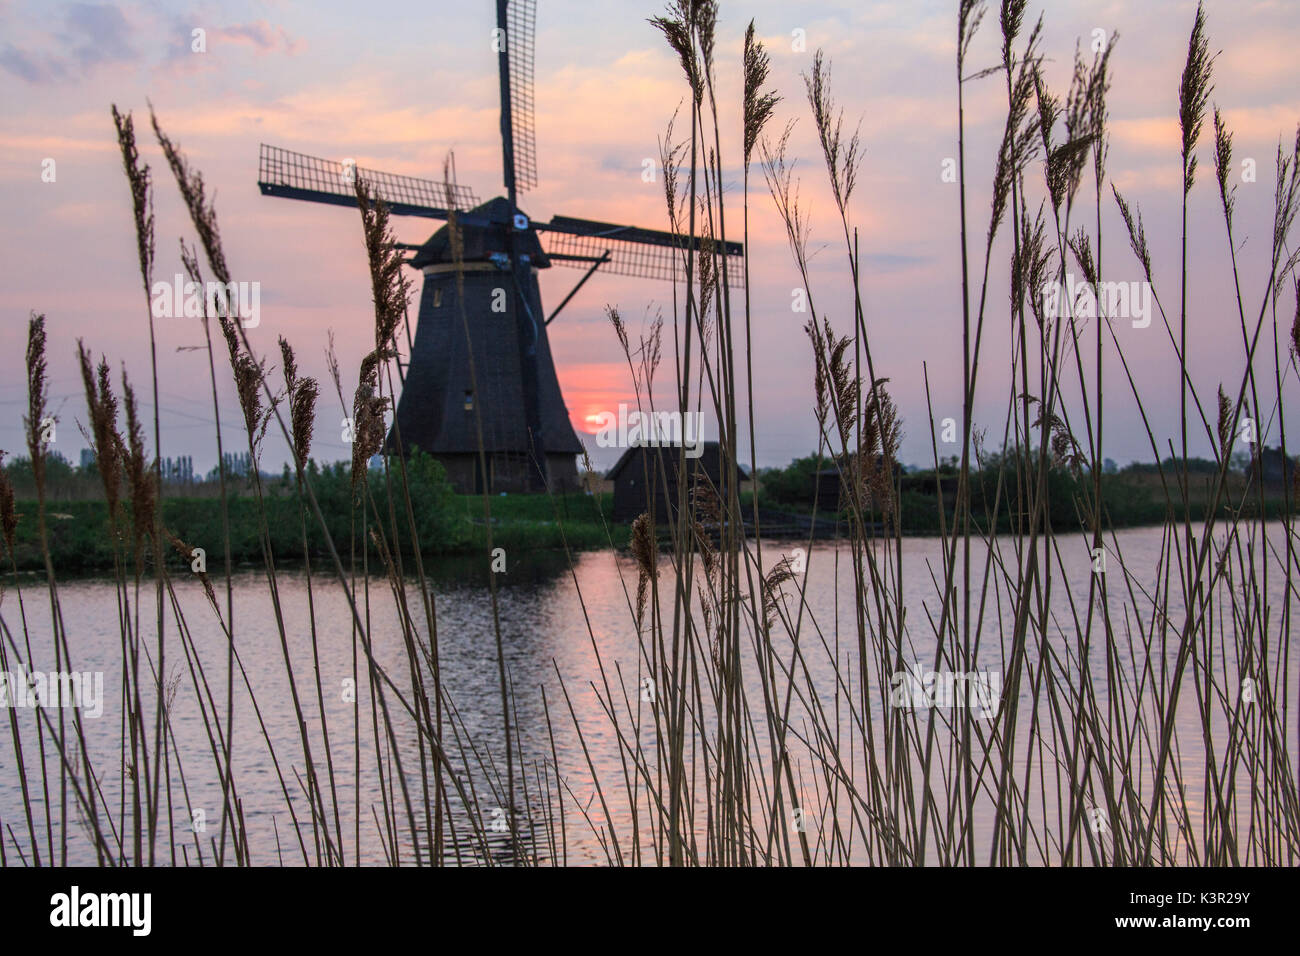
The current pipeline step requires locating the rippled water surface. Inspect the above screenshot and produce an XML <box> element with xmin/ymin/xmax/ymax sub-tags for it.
<box><xmin>1</xmin><ymin>524</ymin><xmax>1294</xmax><ymax>865</ymax></box>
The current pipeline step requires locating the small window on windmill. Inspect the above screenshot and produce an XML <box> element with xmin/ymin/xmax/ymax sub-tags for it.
<box><xmin>433</xmin><ymin>287</ymin><xmax>443</xmax><ymax>308</ymax></box>
<box><xmin>463</xmin><ymin>389</ymin><xmax>474</xmax><ymax>412</ymax></box>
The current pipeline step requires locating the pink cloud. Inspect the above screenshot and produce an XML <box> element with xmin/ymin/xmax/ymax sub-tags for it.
<box><xmin>210</xmin><ymin>20</ymin><xmax>302</xmax><ymax>56</ymax></box>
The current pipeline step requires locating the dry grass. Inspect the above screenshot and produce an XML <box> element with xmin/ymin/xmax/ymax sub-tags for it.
<box><xmin>1</xmin><ymin>0</ymin><xmax>1297</xmax><ymax>868</ymax></box>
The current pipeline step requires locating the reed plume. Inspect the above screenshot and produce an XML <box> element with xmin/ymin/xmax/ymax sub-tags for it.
<box><xmin>650</xmin><ymin>1</ymin><xmax>701</xmax><ymax>105</ymax></box>
<box><xmin>760</xmin><ymin>556</ymin><xmax>797</xmax><ymax>631</ymax></box>
<box><xmin>1069</xmin><ymin>229</ymin><xmax>1097</xmax><ymax>287</ymax></box>
<box><xmin>629</xmin><ymin>512</ymin><xmax>656</xmax><ymax>631</ymax></box>
<box><xmin>24</xmin><ymin>314</ymin><xmax>49</xmax><ymax>494</ymax></box>
<box><xmin>659</xmin><ymin>110</ymin><xmax>687</xmax><ymax>235</ymax></box>
<box><xmin>742</xmin><ymin>20</ymin><xmax>779</xmax><ymax>166</ymax></box>
<box><xmin>1217</xmin><ymin>385</ymin><xmax>1233</xmax><ymax>458</ymax></box>
<box><xmin>1088</xmin><ymin>32</ymin><xmax>1116</xmax><ymax>185</ymax></box>
<box><xmin>77</xmin><ymin>344</ymin><xmax>124</xmax><ymax>516</ymax></box>
<box><xmin>153</xmin><ymin>109</ymin><xmax>272</xmax><ymax>465</ymax></box>
<box><xmin>280</xmin><ymin>337</ymin><xmax>319</xmax><ymax>469</ymax></box>
<box><xmin>111</xmin><ymin>106</ymin><xmax>155</xmax><ymax>299</ymax></box>
<box><xmin>991</xmin><ymin>45</ymin><xmax>1040</xmax><ymax>239</ymax></box>
<box><xmin>808</xmin><ymin>318</ymin><xmax>860</xmax><ymax>452</ymax></box>
<box><xmin>350</xmin><ymin>379</ymin><xmax>389</xmax><ymax>489</ymax></box>
<box><xmin>760</xmin><ymin>122</ymin><xmax>810</xmax><ymax>268</ymax></box>
<box><xmin>1179</xmin><ymin>2</ymin><xmax>1215</xmax><ymax>195</ymax></box>
<box><xmin>1290</xmin><ymin>277</ymin><xmax>1300</xmax><ymax>365</ymax></box>
<box><xmin>151</xmin><ymin>107</ymin><xmax>230</xmax><ymax>286</ymax></box>
<box><xmin>694</xmin><ymin>0</ymin><xmax>717</xmax><ymax>88</ymax></box>
<box><xmin>698</xmin><ymin>231</ymin><xmax>716</xmax><ymax>332</ymax></box>
<box><xmin>348</xmin><ymin>179</ymin><xmax>407</xmax><ymax>487</ymax></box>
<box><xmin>355</xmin><ymin>179</ymin><xmax>410</xmax><ymax>355</ymax></box>
<box><xmin>959</xmin><ymin>0</ymin><xmax>985</xmax><ymax>71</ymax></box>
<box><xmin>862</xmin><ymin>383</ymin><xmax>901</xmax><ymax>519</ymax></box>
<box><xmin>805</xmin><ymin>51</ymin><xmax>860</xmax><ymax>218</ymax></box>
<box><xmin>999</xmin><ymin>0</ymin><xmax>1027</xmax><ymax>67</ymax></box>
<box><xmin>0</xmin><ymin>452</ymin><xmax>15</xmax><ymax>561</ymax></box>
<box><xmin>121</xmin><ymin>371</ymin><xmax>157</xmax><ymax>561</ymax></box>
<box><xmin>1111</xmin><ymin>186</ymin><xmax>1152</xmax><ymax>283</ymax></box>
<box><xmin>647</xmin><ymin>311</ymin><xmax>665</xmax><ymax>377</ymax></box>
<box><xmin>607</xmin><ymin>305</ymin><xmax>629</xmax><ymax>358</ymax></box>
<box><xmin>165</xmin><ymin>529</ymin><xmax>217</xmax><ymax>611</ymax></box>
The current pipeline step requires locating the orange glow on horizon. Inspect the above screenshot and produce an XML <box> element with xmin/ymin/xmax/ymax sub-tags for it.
<box><xmin>573</xmin><ymin>403</ymin><xmax>614</xmax><ymax>435</ymax></box>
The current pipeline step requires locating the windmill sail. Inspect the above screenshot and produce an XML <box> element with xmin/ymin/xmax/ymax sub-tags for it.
<box><xmin>541</xmin><ymin>215</ymin><xmax>745</xmax><ymax>286</ymax></box>
<box><xmin>495</xmin><ymin>0</ymin><xmax>547</xmax><ymax>488</ymax></box>
<box><xmin>504</xmin><ymin>0</ymin><xmax>538</xmax><ymax>192</ymax></box>
<box><xmin>257</xmin><ymin>144</ymin><xmax>478</xmax><ymax>217</ymax></box>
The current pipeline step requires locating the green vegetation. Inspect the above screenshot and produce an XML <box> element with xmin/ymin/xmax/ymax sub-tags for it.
<box><xmin>2</xmin><ymin>451</ymin><xmax>620</xmax><ymax>574</ymax></box>
<box><xmin>452</xmin><ymin>488</ymin><xmax>626</xmax><ymax>553</ymax></box>
<box><xmin>758</xmin><ymin>451</ymin><xmax>1290</xmax><ymax>534</ymax></box>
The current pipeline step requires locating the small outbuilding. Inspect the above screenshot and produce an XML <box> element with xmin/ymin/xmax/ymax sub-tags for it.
<box><xmin>815</xmin><ymin>456</ymin><xmax>905</xmax><ymax>512</ymax></box>
<box><xmin>1247</xmin><ymin>445</ymin><xmax>1297</xmax><ymax>488</ymax></box>
<box><xmin>607</xmin><ymin>442</ymin><xmax>750</xmax><ymax>523</ymax></box>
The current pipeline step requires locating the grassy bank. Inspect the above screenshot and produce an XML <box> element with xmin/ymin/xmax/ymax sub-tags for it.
<box><xmin>759</xmin><ymin>451</ymin><xmax>1295</xmax><ymax>534</ymax></box>
<box><xmin>4</xmin><ymin>487</ymin><xmax>623</xmax><ymax>574</ymax></box>
<box><xmin>10</xmin><ymin>464</ymin><xmax>1288</xmax><ymax>574</ymax></box>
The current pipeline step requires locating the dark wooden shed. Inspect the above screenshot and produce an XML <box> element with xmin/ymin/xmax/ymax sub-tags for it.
<box><xmin>1247</xmin><ymin>445</ymin><xmax>1297</xmax><ymax>488</ymax></box>
<box><xmin>815</xmin><ymin>456</ymin><xmax>904</xmax><ymax>512</ymax></box>
<box><xmin>607</xmin><ymin>442</ymin><xmax>749</xmax><ymax>523</ymax></box>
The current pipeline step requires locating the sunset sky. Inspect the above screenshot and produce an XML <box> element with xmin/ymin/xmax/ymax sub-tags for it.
<box><xmin>2</xmin><ymin>0</ymin><xmax>1298</xmax><ymax>475</ymax></box>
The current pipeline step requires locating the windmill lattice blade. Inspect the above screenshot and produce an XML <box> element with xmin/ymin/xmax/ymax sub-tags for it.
<box><xmin>506</xmin><ymin>0</ymin><xmax>538</xmax><ymax>192</ymax></box>
<box><xmin>540</xmin><ymin>213</ymin><xmax>742</xmax><ymax>255</ymax></box>
<box><xmin>545</xmin><ymin>231</ymin><xmax>745</xmax><ymax>287</ymax></box>
<box><xmin>257</xmin><ymin>144</ymin><xmax>479</xmax><ymax>217</ymax></box>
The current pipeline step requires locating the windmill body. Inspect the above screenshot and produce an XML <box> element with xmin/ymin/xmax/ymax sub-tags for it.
<box><xmin>391</xmin><ymin>196</ymin><xmax>583</xmax><ymax>492</ymax></box>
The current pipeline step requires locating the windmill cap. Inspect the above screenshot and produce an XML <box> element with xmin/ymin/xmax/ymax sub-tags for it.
<box><xmin>410</xmin><ymin>196</ymin><xmax>551</xmax><ymax>270</ymax></box>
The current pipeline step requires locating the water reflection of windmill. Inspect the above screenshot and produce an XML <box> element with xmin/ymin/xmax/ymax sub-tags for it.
<box><xmin>257</xmin><ymin>0</ymin><xmax>742</xmax><ymax>493</ymax></box>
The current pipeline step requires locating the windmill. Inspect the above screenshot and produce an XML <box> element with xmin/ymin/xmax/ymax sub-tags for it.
<box><xmin>257</xmin><ymin>0</ymin><xmax>742</xmax><ymax>493</ymax></box>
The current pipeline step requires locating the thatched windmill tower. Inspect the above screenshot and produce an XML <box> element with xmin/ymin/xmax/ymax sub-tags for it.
<box><xmin>397</xmin><ymin>195</ymin><xmax>583</xmax><ymax>491</ymax></box>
